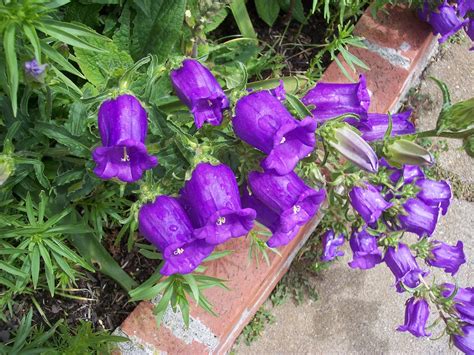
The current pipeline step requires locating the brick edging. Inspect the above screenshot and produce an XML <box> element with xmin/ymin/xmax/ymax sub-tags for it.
<box><xmin>115</xmin><ymin>5</ymin><xmax>438</xmax><ymax>354</ymax></box>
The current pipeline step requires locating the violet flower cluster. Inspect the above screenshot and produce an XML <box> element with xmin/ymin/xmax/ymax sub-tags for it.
<box><xmin>419</xmin><ymin>0</ymin><xmax>474</xmax><ymax>50</ymax></box>
<box><xmin>139</xmin><ymin>162</ymin><xmax>256</xmax><ymax>275</ymax></box>
<box><xmin>302</xmin><ymin>74</ymin><xmax>416</xmax><ymax>142</ymax></box>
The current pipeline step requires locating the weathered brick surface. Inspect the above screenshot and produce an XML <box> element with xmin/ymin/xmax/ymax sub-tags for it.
<box><xmin>322</xmin><ymin>5</ymin><xmax>437</xmax><ymax>113</ymax></box>
<box><xmin>117</xmin><ymin>5</ymin><xmax>438</xmax><ymax>354</ymax></box>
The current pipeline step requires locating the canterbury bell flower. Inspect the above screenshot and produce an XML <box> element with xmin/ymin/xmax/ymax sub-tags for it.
<box><xmin>247</xmin><ymin>170</ymin><xmax>326</xmax><ymax>235</ymax></box>
<box><xmin>320</xmin><ymin>230</ymin><xmax>345</xmax><ymax>262</ymax></box>
<box><xmin>415</xmin><ymin>178</ymin><xmax>452</xmax><ymax>215</ymax></box>
<box><xmin>427</xmin><ymin>241</ymin><xmax>466</xmax><ymax>276</ymax></box>
<box><xmin>349</xmin><ymin>183</ymin><xmax>392</xmax><ymax>225</ymax></box>
<box><xmin>24</xmin><ymin>59</ymin><xmax>47</xmax><ymax>82</ymax></box>
<box><xmin>354</xmin><ymin>110</ymin><xmax>415</xmax><ymax>142</ymax></box>
<box><xmin>348</xmin><ymin>227</ymin><xmax>383</xmax><ymax>270</ymax></box>
<box><xmin>442</xmin><ymin>283</ymin><xmax>474</xmax><ymax>324</ymax></box>
<box><xmin>422</xmin><ymin>1</ymin><xmax>468</xmax><ymax>43</ymax></box>
<box><xmin>384</xmin><ymin>243</ymin><xmax>428</xmax><ymax>293</ymax></box>
<box><xmin>233</xmin><ymin>90</ymin><xmax>317</xmax><ymax>175</ymax></box>
<box><xmin>138</xmin><ymin>196</ymin><xmax>214</xmax><ymax>275</ymax></box>
<box><xmin>453</xmin><ymin>325</ymin><xmax>474</xmax><ymax>354</ymax></box>
<box><xmin>180</xmin><ymin>163</ymin><xmax>256</xmax><ymax>245</ymax></box>
<box><xmin>301</xmin><ymin>74</ymin><xmax>371</xmax><ymax>123</ymax></box>
<box><xmin>399</xmin><ymin>198</ymin><xmax>440</xmax><ymax>238</ymax></box>
<box><xmin>171</xmin><ymin>59</ymin><xmax>229</xmax><ymax>129</ymax></box>
<box><xmin>92</xmin><ymin>94</ymin><xmax>158</xmax><ymax>183</ymax></box>
<box><xmin>397</xmin><ymin>297</ymin><xmax>431</xmax><ymax>337</ymax></box>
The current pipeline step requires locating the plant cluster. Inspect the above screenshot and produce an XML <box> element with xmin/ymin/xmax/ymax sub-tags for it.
<box><xmin>0</xmin><ymin>0</ymin><xmax>473</xmax><ymax>353</ymax></box>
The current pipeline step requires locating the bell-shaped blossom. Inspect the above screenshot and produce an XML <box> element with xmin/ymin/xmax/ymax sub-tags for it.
<box><xmin>321</xmin><ymin>230</ymin><xmax>345</xmax><ymax>262</ymax></box>
<box><xmin>381</xmin><ymin>159</ymin><xmax>425</xmax><ymax>185</ymax></box>
<box><xmin>354</xmin><ymin>110</ymin><xmax>415</xmax><ymax>142</ymax></box>
<box><xmin>330</xmin><ymin>125</ymin><xmax>379</xmax><ymax>173</ymax></box>
<box><xmin>453</xmin><ymin>325</ymin><xmax>474</xmax><ymax>354</ymax></box>
<box><xmin>458</xmin><ymin>0</ymin><xmax>474</xmax><ymax>18</ymax></box>
<box><xmin>426</xmin><ymin>1</ymin><xmax>468</xmax><ymax>43</ymax></box>
<box><xmin>384</xmin><ymin>243</ymin><xmax>428</xmax><ymax>293</ymax></box>
<box><xmin>442</xmin><ymin>283</ymin><xmax>474</xmax><ymax>324</ymax></box>
<box><xmin>348</xmin><ymin>227</ymin><xmax>382</xmax><ymax>269</ymax></box>
<box><xmin>399</xmin><ymin>198</ymin><xmax>440</xmax><ymax>238</ymax></box>
<box><xmin>247</xmin><ymin>170</ymin><xmax>326</xmax><ymax>235</ymax></box>
<box><xmin>138</xmin><ymin>196</ymin><xmax>214</xmax><ymax>275</ymax></box>
<box><xmin>349</xmin><ymin>183</ymin><xmax>392</xmax><ymax>225</ymax></box>
<box><xmin>397</xmin><ymin>297</ymin><xmax>431</xmax><ymax>337</ymax></box>
<box><xmin>241</xmin><ymin>185</ymin><xmax>300</xmax><ymax>248</ymax></box>
<box><xmin>233</xmin><ymin>91</ymin><xmax>317</xmax><ymax>175</ymax></box>
<box><xmin>416</xmin><ymin>178</ymin><xmax>452</xmax><ymax>215</ymax></box>
<box><xmin>180</xmin><ymin>163</ymin><xmax>256</xmax><ymax>245</ymax></box>
<box><xmin>171</xmin><ymin>59</ymin><xmax>229</xmax><ymax>129</ymax></box>
<box><xmin>92</xmin><ymin>94</ymin><xmax>158</xmax><ymax>183</ymax></box>
<box><xmin>301</xmin><ymin>74</ymin><xmax>371</xmax><ymax>123</ymax></box>
<box><xmin>427</xmin><ymin>240</ymin><xmax>465</xmax><ymax>275</ymax></box>
<box><xmin>24</xmin><ymin>59</ymin><xmax>47</xmax><ymax>82</ymax></box>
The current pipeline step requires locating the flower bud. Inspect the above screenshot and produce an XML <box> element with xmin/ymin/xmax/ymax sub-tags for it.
<box><xmin>327</xmin><ymin>124</ymin><xmax>379</xmax><ymax>173</ymax></box>
<box><xmin>24</xmin><ymin>59</ymin><xmax>47</xmax><ymax>83</ymax></box>
<box><xmin>464</xmin><ymin>134</ymin><xmax>474</xmax><ymax>157</ymax></box>
<box><xmin>384</xmin><ymin>139</ymin><xmax>434</xmax><ymax>167</ymax></box>
<box><xmin>437</xmin><ymin>97</ymin><xmax>474</xmax><ymax>136</ymax></box>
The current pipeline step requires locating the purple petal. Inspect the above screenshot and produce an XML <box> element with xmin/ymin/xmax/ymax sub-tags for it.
<box><xmin>354</xmin><ymin>110</ymin><xmax>415</xmax><ymax>142</ymax></box>
<box><xmin>399</xmin><ymin>198</ymin><xmax>440</xmax><ymax>237</ymax></box>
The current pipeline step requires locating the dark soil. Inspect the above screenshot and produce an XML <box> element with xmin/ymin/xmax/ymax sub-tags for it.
<box><xmin>0</xmin><ymin>232</ymin><xmax>161</xmax><ymax>341</ymax></box>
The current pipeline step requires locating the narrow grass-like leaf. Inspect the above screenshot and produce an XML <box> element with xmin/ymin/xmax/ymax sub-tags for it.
<box><xmin>25</xmin><ymin>193</ymin><xmax>37</xmax><ymax>226</ymax></box>
<box><xmin>182</xmin><ymin>274</ymin><xmax>199</xmax><ymax>305</ymax></box>
<box><xmin>0</xmin><ymin>260</ymin><xmax>28</xmax><ymax>277</ymax></box>
<box><xmin>12</xmin><ymin>309</ymin><xmax>33</xmax><ymax>352</ymax></box>
<box><xmin>51</xmin><ymin>251</ymin><xmax>75</xmax><ymax>280</ymax></box>
<box><xmin>40</xmin><ymin>42</ymin><xmax>85</xmax><ymax>78</ymax></box>
<box><xmin>38</xmin><ymin>243</ymin><xmax>55</xmax><ymax>295</ymax></box>
<box><xmin>4</xmin><ymin>23</ymin><xmax>18</xmax><ymax>116</ymax></box>
<box><xmin>38</xmin><ymin>24</ymin><xmax>105</xmax><ymax>52</ymax></box>
<box><xmin>229</xmin><ymin>0</ymin><xmax>257</xmax><ymax>39</ymax></box>
<box><xmin>41</xmin><ymin>19</ymin><xmax>110</xmax><ymax>41</ymax></box>
<box><xmin>23</xmin><ymin>24</ymin><xmax>42</xmax><ymax>63</ymax></box>
<box><xmin>30</xmin><ymin>245</ymin><xmax>40</xmax><ymax>288</ymax></box>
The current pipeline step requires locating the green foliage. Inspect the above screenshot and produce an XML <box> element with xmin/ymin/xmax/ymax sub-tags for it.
<box><xmin>238</xmin><ymin>307</ymin><xmax>275</xmax><ymax>346</ymax></box>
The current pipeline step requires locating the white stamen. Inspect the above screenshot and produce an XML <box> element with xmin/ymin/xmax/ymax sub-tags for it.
<box><xmin>121</xmin><ymin>147</ymin><xmax>130</xmax><ymax>162</ymax></box>
<box><xmin>173</xmin><ymin>247</ymin><xmax>185</xmax><ymax>255</ymax></box>
<box><xmin>280</xmin><ymin>137</ymin><xmax>286</xmax><ymax>144</ymax></box>
<box><xmin>216</xmin><ymin>216</ymin><xmax>226</xmax><ymax>225</ymax></box>
<box><xmin>293</xmin><ymin>205</ymin><xmax>301</xmax><ymax>214</ymax></box>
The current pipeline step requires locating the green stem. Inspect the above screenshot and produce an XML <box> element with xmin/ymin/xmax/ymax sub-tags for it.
<box><xmin>415</xmin><ymin>129</ymin><xmax>474</xmax><ymax>139</ymax></box>
<box><xmin>229</xmin><ymin>0</ymin><xmax>257</xmax><ymax>39</ymax></box>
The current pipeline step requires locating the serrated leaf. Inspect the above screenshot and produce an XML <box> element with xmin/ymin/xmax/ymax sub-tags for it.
<box><xmin>74</xmin><ymin>36</ymin><xmax>133</xmax><ymax>87</ymax></box>
<box><xmin>130</xmin><ymin>0</ymin><xmax>186</xmax><ymax>61</ymax></box>
<box><xmin>113</xmin><ymin>4</ymin><xmax>131</xmax><ymax>52</ymax></box>
<box><xmin>36</xmin><ymin>122</ymin><xmax>90</xmax><ymax>157</ymax></box>
<box><xmin>255</xmin><ymin>0</ymin><xmax>280</xmax><ymax>27</ymax></box>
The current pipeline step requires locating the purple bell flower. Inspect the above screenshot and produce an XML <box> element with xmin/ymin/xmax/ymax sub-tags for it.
<box><xmin>138</xmin><ymin>196</ymin><xmax>214</xmax><ymax>275</ymax></box>
<box><xmin>233</xmin><ymin>90</ymin><xmax>317</xmax><ymax>175</ymax></box>
<box><xmin>247</xmin><ymin>170</ymin><xmax>326</xmax><ymax>234</ymax></box>
<box><xmin>465</xmin><ymin>20</ymin><xmax>474</xmax><ymax>50</ymax></box>
<box><xmin>24</xmin><ymin>59</ymin><xmax>47</xmax><ymax>81</ymax></box>
<box><xmin>453</xmin><ymin>325</ymin><xmax>474</xmax><ymax>354</ymax></box>
<box><xmin>397</xmin><ymin>297</ymin><xmax>431</xmax><ymax>337</ymax></box>
<box><xmin>241</xmin><ymin>185</ymin><xmax>300</xmax><ymax>248</ymax></box>
<box><xmin>458</xmin><ymin>0</ymin><xmax>474</xmax><ymax>17</ymax></box>
<box><xmin>427</xmin><ymin>240</ymin><xmax>466</xmax><ymax>275</ymax></box>
<box><xmin>384</xmin><ymin>243</ymin><xmax>428</xmax><ymax>293</ymax></box>
<box><xmin>92</xmin><ymin>94</ymin><xmax>158</xmax><ymax>183</ymax></box>
<box><xmin>320</xmin><ymin>230</ymin><xmax>345</xmax><ymax>262</ymax></box>
<box><xmin>180</xmin><ymin>163</ymin><xmax>256</xmax><ymax>245</ymax></box>
<box><xmin>354</xmin><ymin>110</ymin><xmax>415</xmax><ymax>142</ymax></box>
<box><xmin>301</xmin><ymin>74</ymin><xmax>371</xmax><ymax>123</ymax></box>
<box><xmin>442</xmin><ymin>283</ymin><xmax>474</xmax><ymax>324</ymax></box>
<box><xmin>426</xmin><ymin>1</ymin><xmax>468</xmax><ymax>43</ymax></box>
<box><xmin>348</xmin><ymin>227</ymin><xmax>383</xmax><ymax>270</ymax></box>
<box><xmin>415</xmin><ymin>178</ymin><xmax>452</xmax><ymax>215</ymax></box>
<box><xmin>170</xmin><ymin>59</ymin><xmax>229</xmax><ymax>129</ymax></box>
<box><xmin>399</xmin><ymin>198</ymin><xmax>440</xmax><ymax>238</ymax></box>
<box><xmin>349</xmin><ymin>183</ymin><xmax>392</xmax><ymax>225</ymax></box>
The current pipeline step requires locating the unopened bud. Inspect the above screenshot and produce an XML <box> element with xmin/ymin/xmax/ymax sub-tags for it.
<box><xmin>384</xmin><ymin>139</ymin><xmax>434</xmax><ymax>167</ymax></box>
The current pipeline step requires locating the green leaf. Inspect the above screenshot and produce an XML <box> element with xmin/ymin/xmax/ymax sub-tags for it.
<box><xmin>229</xmin><ymin>0</ymin><xmax>257</xmax><ymax>38</ymax></box>
<box><xmin>4</xmin><ymin>23</ymin><xmax>18</xmax><ymax>117</ymax></box>
<box><xmin>37</xmin><ymin>23</ymin><xmax>105</xmax><ymax>52</ymax></box>
<box><xmin>38</xmin><ymin>243</ymin><xmax>55</xmax><ymax>295</ymax></box>
<box><xmin>130</xmin><ymin>0</ymin><xmax>186</xmax><ymax>61</ymax></box>
<box><xmin>182</xmin><ymin>274</ymin><xmax>199</xmax><ymax>305</ymax></box>
<box><xmin>0</xmin><ymin>260</ymin><xmax>27</xmax><ymax>277</ymax></box>
<box><xmin>30</xmin><ymin>245</ymin><xmax>40</xmax><ymax>288</ymax></box>
<box><xmin>36</xmin><ymin>122</ymin><xmax>90</xmax><ymax>158</ymax></box>
<box><xmin>23</xmin><ymin>24</ymin><xmax>42</xmax><ymax>63</ymax></box>
<box><xmin>113</xmin><ymin>3</ymin><xmax>132</xmax><ymax>52</ymax></box>
<box><xmin>74</xmin><ymin>36</ymin><xmax>133</xmax><ymax>87</ymax></box>
<box><xmin>51</xmin><ymin>66</ymin><xmax>83</xmax><ymax>97</ymax></box>
<box><xmin>25</xmin><ymin>192</ymin><xmax>37</xmax><ymax>226</ymax></box>
<box><xmin>255</xmin><ymin>0</ymin><xmax>280</xmax><ymax>27</ymax></box>
<box><xmin>285</xmin><ymin>93</ymin><xmax>313</xmax><ymax>119</ymax></box>
<box><xmin>430</xmin><ymin>76</ymin><xmax>451</xmax><ymax>108</ymax></box>
<box><xmin>40</xmin><ymin>42</ymin><xmax>85</xmax><ymax>78</ymax></box>
<box><xmin>41</xmin><ymin>19</ymin><xmax>109</xmax><ymax>41</ymax></box>
<box><xmin>12</xmin><ymin>309</ymin><xmax>33</xmax><ymax>352</ymax></box>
